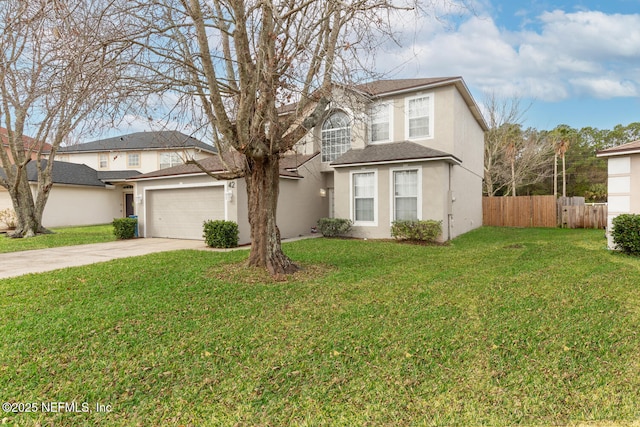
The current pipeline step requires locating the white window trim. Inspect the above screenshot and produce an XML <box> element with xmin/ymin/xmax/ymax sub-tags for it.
<box><xmin>405</xmin><ymin>93</ymin><xmax>434</xmax><ymax>140</ymax></box>
<box><xmin>321</xmin><ymin>110</ymin><xmax>352</xmax><ymax>163</ymax></box>
<box><xmin>350</xmin><ymin>169</ymin><xmax>378</xmax><ymax>227</ymax></box>
<box><xmin>369</xmin><ymin>101</ymin><xmax>393</xmax><ymax>144</ymax></box>
<box><xmin>390</xmin><ymin>166</ymin><xmax>422</xmax><ymax>223</ymax></box>
<box><xmin>98</xmin><ymin>153</ymin><xmax>109</xmax><ymax>169</ymax></box>
<box><xmin>127</xmin><ymin>152</ymin><xmax>141</xmax><ymax>168</ymax></box>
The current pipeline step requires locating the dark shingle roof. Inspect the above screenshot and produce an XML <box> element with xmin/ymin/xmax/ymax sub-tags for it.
<box><xmin>28</xmin><ymin>161</ymin><xmax>106</xmax><ymax>187</ymax></box>
<box><xmin>330</xmin><ymin>142</ymin><xmax>461</xmax><ymax>167</ymax></box>
<box><xmin>353</xmin><ymin>77</ymin><xmax>462</xmax><ymax>96</ymax></box>
<box><xmin>132</xmin><ymin>152</ymin><xmax>319</xmax><ymax>180</ymax></box>
<box><xmin>97</xmin><ymin>170</ymin><xmax>142</xmax><ymax>181</ymax></box>
<box><xmin>58</xmin><ymin>131</ymin><xmax>216</xmax><ymax>154</ymax></box>
<box><xmin>1</xmin><ymin>160</ymin><xmax>138</xmax><ymax>187</ymax></box>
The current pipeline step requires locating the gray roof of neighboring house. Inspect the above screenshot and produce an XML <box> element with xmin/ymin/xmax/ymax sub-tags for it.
<box><xmin>596</xmin><ymin>140</ymin><xmax>640</xmax><ymax>157</ymax></box>
<box><xmin>58</xmin><ymin>131</ymin><xmax>217</xmax><ymax>154</ymax></box>
<box><xmin>131</xmin><ymin>152</ymin><xmax>319</xmax><ymax>180</ymax></box>
<box><xmin>330</xmin><ymin>141</ymin><xmax>461</xmax><ymax>167</ymax></box>
<box><xmin>1</xmin><ymin>160</ymin><xmax>138</xmax><ymax>187</ymax></box>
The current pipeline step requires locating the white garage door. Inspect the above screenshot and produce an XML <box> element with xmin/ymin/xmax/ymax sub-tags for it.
<box><xmin>146</xmin><ymin>186</ymin><xmax>225</xmax><ymax>239</ymax></box>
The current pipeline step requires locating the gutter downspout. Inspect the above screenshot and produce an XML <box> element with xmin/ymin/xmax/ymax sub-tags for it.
<box><xmin>447</xmin><ymin>163</ymin><xmax>454</xmax><ymax>241</ymax></box>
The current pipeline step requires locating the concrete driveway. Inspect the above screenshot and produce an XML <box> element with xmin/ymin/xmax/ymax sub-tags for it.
<box><xmin>0</xmin><ymin>238</ymin><xmax>213</xmax><ymax>280</ymax></box>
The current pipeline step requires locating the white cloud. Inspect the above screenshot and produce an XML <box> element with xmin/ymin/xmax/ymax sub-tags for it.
<box><xmin>375</xmin><ymin>5</ymin><xmax>640</xmax><ymax>102</ymax></box>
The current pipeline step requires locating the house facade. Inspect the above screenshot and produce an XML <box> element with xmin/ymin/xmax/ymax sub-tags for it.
<box><xmin>596</xmin><ymin>140</ymin><xmax>640</xmax><ymax>248</ymax></box>
<box><xmin>293</xmin><ymin>77</ymin><xmax>487</xmax><ymax>241</ymax></box>
<box><xmin>128</xmin><ymin>77</ymin><xmax>486</xmax><ymax>244</ymax></box>
<box><xmin>55</xmin><ymin>131</ymin><xmax>217</xmax><ymax>219</ymax></box>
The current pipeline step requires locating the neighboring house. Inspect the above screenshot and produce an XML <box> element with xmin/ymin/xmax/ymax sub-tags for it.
<box><xmin>55</xmin><ymin>131</ymin><xmax>217</xmax><ymax>217</ymax></box>
<box><xmin>0</xmin><ymin>160</ymin><xmax>137</xmax><ymax>227</ymax></box>
<box><xmin>127</xmin><ymin>77</ymin><xmax>486</xmax><ymax>243</ymax></box>
<box><xmin>596</xmin><ymin>140</ymin><xmax>640</xmax><ymax>248</ymax></box>
<box><xmin>1</xmin><ymin>127</ymin><xmax>53</xmax><ymax>161</ymax></box>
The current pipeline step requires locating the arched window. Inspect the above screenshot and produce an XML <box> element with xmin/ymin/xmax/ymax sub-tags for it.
<box><xmin>321</xmin><ymin>111</ymin><xmax>351</xmax><ymax>162</ymax></box>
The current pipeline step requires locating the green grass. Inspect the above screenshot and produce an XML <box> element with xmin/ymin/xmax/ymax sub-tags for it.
<box><xmin>0</xmin><ymin>224</ymin><xmax>115</xmax><ymax>253</ymax></box>
<box><xmin>1</xmin><ymin>227</ymin><xmax>640</xmax><ymax>426</ymax></box>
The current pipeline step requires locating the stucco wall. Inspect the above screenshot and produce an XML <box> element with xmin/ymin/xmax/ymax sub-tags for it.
<box><xmin>605</xmin><ymin>154</ymin><xmax>640</xmax><ymax>248</ymax></box>
<box><xmin>1</xmin><ymin>184</ymin><xmax>121</xmax><ymax>228</ymax></box>
<box><xmin>42</xmin><ymin>184</ymin><xmax>122</xmax><ymax>227</ymax></box>
<box><xmin>333</xmin><ymin>162</ymin><xmax>452</xmax><ymax>240</ymax></box>
<box><xmin>59</xmin><ymin>149</ymin><xmax>214</xmax><ymax>174</ymax></box>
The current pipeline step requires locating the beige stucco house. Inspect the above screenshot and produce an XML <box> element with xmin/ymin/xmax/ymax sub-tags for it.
<box><xmin>293</xmin><ymin>77</ymin><xmax>487</xmax><ymax>241</ymax></box>
<box><xmin>596</xmin><ymin>140</ymin><xmax>640</xmax><ymax>248</ymax></box>
<box><xmin>3</xmin><ymin>78</ymin><xmax>487</xmax><ymax>241</ymax></box>
<box><xmin>129</xmin><ymin>77</ymin><xmax>487</xmax><ymax>244</ymax></box>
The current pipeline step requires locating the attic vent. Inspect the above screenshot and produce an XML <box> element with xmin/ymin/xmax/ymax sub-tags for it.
<box><xmin>123</xmin><ymin>185</ymin><xmax>134</xmax><ymax>189</ymax></box>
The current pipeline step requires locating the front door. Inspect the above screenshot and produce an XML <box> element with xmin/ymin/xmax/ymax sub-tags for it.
<box><xmin>125</xmin><ymin>193</ymin><xmax>134</xmax><ymax>217</ymax></box>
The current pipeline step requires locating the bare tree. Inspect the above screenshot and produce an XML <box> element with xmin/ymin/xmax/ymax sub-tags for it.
<box><xmin>124</xmin><ymin>0</ymin><xmax>439</xmax><ymax>274</ymax></box>
<box><xmin>482</xmin><ymin>93</ymin><xmax>552</xmax><ymax>196</ymax></box>
<box><xmin>0</xmin><ymin>0</ymin><xmax>137</xmax><ymax>237</ymax></box>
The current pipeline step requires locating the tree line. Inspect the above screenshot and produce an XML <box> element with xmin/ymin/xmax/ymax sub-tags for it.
<box><xmin>483</xmin><ymin>94</ymin><xmax>640</xmax><ymax>202</ymax></box>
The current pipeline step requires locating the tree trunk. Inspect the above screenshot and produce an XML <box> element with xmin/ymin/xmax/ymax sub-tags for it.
<box><xmin>245</xmin><ymin>155</ymin><xmax>298</xmax><ymax>275</ymax></box>
<box><xmin>8</xmin><ymin>173</ymin><xmax>40</xmax><ymax>238</ymax></box>
<box><xmin>6</xmin><ymin>166</ymin><xmax>51</xmax><ymax>238</ymax></box>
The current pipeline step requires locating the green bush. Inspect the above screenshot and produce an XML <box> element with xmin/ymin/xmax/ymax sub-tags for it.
<box><xmin>391</xmin><ymin>220</ymin><xmax>442</xmax><ymax>243</ymax></box>
<box><xmin>611</xmin><ymin>214</ymin><xmax>640</xmax><ymax>255</ymax></box>
<box><xmin>112</xmin><ymin>218</ymin><xmax>137</xmax><ymax>240</ymax></box>
<box><xmin>203</xmin><ymin>220</ymin><xmax>239</xmax><ymax>248</ymax></box>
<box><xmin>317</xmin><ymin>218</ymin><xmax>352</xmax><ymax>237</ymax></box>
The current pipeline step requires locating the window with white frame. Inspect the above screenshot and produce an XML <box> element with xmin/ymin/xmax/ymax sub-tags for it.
<box><xmin>98</xmin><ymin>153</ymin><xmax>108</xmax><ymax>169</ymax></box>
<box><xmin>321</xmin><ymin>111</ymin><xmax>351</xmax><ymax>162</ymax></box>
<box><xmin>370</xmin><ymin>102</ymin><xmax>392</xmax><ymax>143</ymax></box>
<box><xmin>127</xmin><ymin>153</ymin><xmax>140</xmax><ymax>168</ymax></box>
<box><xmin>159</xmin><ymin>152</ymin><xmax>182</xmax><ymax>169</ymax></box>
<box><xmin>393</xmin><ymin>169</ymin><xmax>420</xmax><ymax>221</ymax></box>
<box><xmin>406</xmin><ymin>95</ymin><xmax>432</xmax><ymax>139</ymax></box>
<box><xmin>352</xmin><ymin>171</ymin><xmax>376</xmax><ymax>224</ymax></box>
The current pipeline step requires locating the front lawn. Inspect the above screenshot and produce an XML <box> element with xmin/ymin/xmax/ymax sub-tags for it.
<box><xmin>0</xmin><ymin>224</ymin><xmax>115</xmax><ymax>253</ymax></box>
<box><xmin>1</xmin><ymin>227</ymin><xmax>639</xmax><ymax>426</ymax></box>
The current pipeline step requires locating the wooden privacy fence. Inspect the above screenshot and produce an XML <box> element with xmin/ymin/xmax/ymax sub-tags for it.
<box><xmin>483</xmin><ymin>196</ymin><xmax>607</xmax><ymax>229</ymax></box>
<box><xmin>483</xmin><ymin>196</ymin><xmax>557</xmax><ymax>228</ymax></box>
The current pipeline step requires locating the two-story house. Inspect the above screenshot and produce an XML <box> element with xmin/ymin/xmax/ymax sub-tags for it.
<box><xmin>130</xmin><ymin>77</ymin><xmax>486</xmax><ymax>243</ymax></box>
<box><xmin>1</xmin><ymin>130</ymin><xmax>217</xmax><ymax>229</ymax></box>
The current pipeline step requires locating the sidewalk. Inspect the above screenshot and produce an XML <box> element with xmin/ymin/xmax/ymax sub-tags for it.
<box><xmin>0</xmin><ymin>238</ymin><xmax>209</xmax><ymax>280</ymax></box>
<box><xmin>0</xmin><ymin>235</ymin><xmax>319</xmax><ymax>280</ymax></box>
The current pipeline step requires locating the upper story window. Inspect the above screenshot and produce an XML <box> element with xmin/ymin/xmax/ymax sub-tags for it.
<box><xmin>98</xmin><ymin>153</ymin><xmax>108</xmax><ymax>169</ymax></box>
<box><xmin>321</xmin><ymin>111</ymin><xmax>351</xmax><ymax>163</ymax></box>
<box><xmin>406</xmin><ymin>94</ymin><xmax>433</xmax><ymax>139</ymax></box>
<box><xmin>370</xmin><ymin>102</ymin><xmax>392</xmax><ymax>143</ymax></box>
<box><xmin>127</xmin><ymin>153</ymin><xmax>140</xmax><ymax>168</ymax></box>
<box><xmin>159</xmin><ymin>152</ymin><xmax>182</xmax><ymax>169</ymax></box>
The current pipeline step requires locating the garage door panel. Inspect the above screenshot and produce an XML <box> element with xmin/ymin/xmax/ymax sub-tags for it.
<box><xmin>147</xmin><ymin>186</ymin><xmax>224</xmax><ymax>239</ymax></box>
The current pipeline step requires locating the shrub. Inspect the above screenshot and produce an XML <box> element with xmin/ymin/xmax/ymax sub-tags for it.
<box><xmin>112</xmin><ymin>217</ymin><xmax>137</xmax><ymax>240</ymax></box>
<box><xmin>391</xmin><ymin>220</ymin><xmax>442</xmax><ymax>243</ymax></box>
<box><xmin>317</xmin><ymin>218</ymin><xmax>352</xmax><ymax>237</ymax></box>
<box><xmin>203</xmin><ymin>220</ymin><xmax>239</xmax><ymax>248</ymax></box>
<box><xmin>611</xmin><ymin>214</ymin><xmax>640</xmax><ymax>255</ymax></box>
<box><xmin>0</xmin><ymin>208</ymin><xmax>17</xmax><ymax>229</ymax></box>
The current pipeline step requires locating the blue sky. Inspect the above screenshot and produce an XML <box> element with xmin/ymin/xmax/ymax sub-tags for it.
<box><xmin>374</xmin><ymin>0</ymin><xmax>640</xmax><ymax>131</ymax></box>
